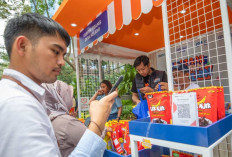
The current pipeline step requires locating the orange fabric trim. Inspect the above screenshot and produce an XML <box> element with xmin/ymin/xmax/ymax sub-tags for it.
<box><xmin>93</xmin><ymin>40</ymin><xmax>98</xmax><ymax>45</ymax></box>
<box><xmin>103</xmin><ymin>32</ymin><xmax>109</xmax><ymax>38</ymax></box>
<box><xmin>131</xmin><ymin>0</ymin><xmax>141</xmax><ymax>20</ymax></box>
<box><xmin>114</xmin><ymin>0</ymin><xmax>123</xmax><ymax>30</ymax></box>
<box><xmin>153</xmin><ymin>0</ymin><xmax>164</xmax><ymax>7</ymax></box>
<box><xmin>228</xmin><ymin>6</ymin><xmax>232</xmax><ymax>24</ymax></box>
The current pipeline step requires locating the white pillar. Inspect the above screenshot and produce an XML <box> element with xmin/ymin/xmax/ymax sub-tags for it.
<box><xmin>220</xmin><ymin>0</ymin><xmax>232</xmax><ymax>108</ymax></box>
<box><xmin>75</xmin><ymin>57</ymin><xmax>82</xmax><ymax>118</ymax></box>
<box><xmin>73</xmin><ymin>35</ymin><xmax>82</xmax><ymax>118</ymax></box>
<box><xmin>97</xmin><ymin>55</ymin><xmax>102</xmax><ymax>82</ymax></box>
<box><xmin>162</xmin><ymin>1</ymin><xmax>174</xmax><ymax>91</ymax></box>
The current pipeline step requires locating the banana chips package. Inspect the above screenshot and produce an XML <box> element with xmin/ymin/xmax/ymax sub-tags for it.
<box><xmin>146</xmin><ymin>86</ymin><xmax>225</xmax><ymax>126</ymax></box>
<box><xmin>145</xmin><ymin>91</ymin><xmax>172</xmax><ymax>124</ymax></box>
<box><xmin>189</xmin><ymin>86</ymin><xmax>225</xmax><ymax>126</ymax></box>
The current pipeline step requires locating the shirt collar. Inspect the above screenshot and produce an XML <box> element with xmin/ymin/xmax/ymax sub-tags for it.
<box><xmin>3</xmin><ymin>69</ymin><xmax>45</xmax><ymax>96</ymax></box>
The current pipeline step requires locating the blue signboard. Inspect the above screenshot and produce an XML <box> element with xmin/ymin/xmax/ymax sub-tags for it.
<box><xmin>79</xmin><ymin>10</ymin><xmax>108</xmax><ymax>50</ymax></box>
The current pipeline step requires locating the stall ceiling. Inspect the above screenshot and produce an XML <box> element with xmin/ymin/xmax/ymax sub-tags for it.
<box><xmin>53</xmin><ymin>0</ymin><xmax>165</xmax><ymax>53</ymax></box>
<box><xmin>103</xmin><ymin>7</ymin><xmax>164</xmax><ymax>52</ymax></box>
<box><xmin>54</xmin><ymin>0</ymin><xmax>232</xmax><ymax>54</ymax></box>
<box><xmin>53</xmin><ymin>0</ymin><xmax>113</xmax><ymax>36</ymax></box>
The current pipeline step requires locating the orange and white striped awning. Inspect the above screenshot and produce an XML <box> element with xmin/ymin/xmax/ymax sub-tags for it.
<box><xmin>53</xmin><ymin>0</ymin><xmax>164</xmax><ymax>54</ymax></box>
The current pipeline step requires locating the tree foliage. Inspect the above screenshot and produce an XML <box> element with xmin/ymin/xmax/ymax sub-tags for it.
<box><xmin>57</xmin><ymin>62</ymin><xmax>76</xmax><ymax>85</ymax></box>
<box><xmin>0</xmin><ymin>46</ymin><xmax>9</xmax><ymax>78</ymax></box>
<box><xmin>31</xmin><ymin>0</ymin><xmax>54</xmax><ymax>18</ymax></box>
<box><xmin>0</xmin><ymin>0</ymin><xmax>31</xmax><ymax>78</ymax></box>
<box><xmin>118</xmin><ymin>64</ymin><xmax>136</xmax><ymax>96</ymax></box>
<box><xmin>0</xmin><ymin>0</ymin><xmax>31</xmax><ymax>19</ymax></box>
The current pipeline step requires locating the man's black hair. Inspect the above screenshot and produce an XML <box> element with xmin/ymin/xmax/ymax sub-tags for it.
<box><xmin>4</xmin><ymin>13</ymin><xmax>70</xmax><ymax>59</ymax></box>
<box><xmin>133</xmin><ymin>55</ymin><xmax>150</xmax><ymax>68</ymax></box>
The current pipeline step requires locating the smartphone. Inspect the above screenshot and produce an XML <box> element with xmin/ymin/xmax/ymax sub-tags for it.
<box><xmin>108</xmin><ymin>76</ymin><xmax>124</xmax><ymax>94</ymax></box>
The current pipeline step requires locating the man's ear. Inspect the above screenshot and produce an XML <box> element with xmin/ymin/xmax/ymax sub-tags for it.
<box><xmin>14</xmin><ymin>36</ymin><xmax>30</xmax><ymax>56</ymax></box>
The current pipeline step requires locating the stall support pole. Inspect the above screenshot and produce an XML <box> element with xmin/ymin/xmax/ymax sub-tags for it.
<box><xmin>130</xmin><ymin>135</ymin><xmax>139</xmax><ymax>157</ymax></box>
<box><xmin>75</xmin><ymin>56</ymin><xmax>81</xmax><ymax>118</ymax></box>
<box><xmin>73</xmin><ymin>36</ymin><xmax>82</xmax><ymax>119</ymax></box>
<box><xmin>162</xmin><ymin>1</ymin><xmax>174</xmax><ymax>91</ymax></box>
<box><xmin>97</xmin><ymin>55</ymin><xmax>102</xmax><ymax>82</ymax></box>
<box><xmin>220</xmin><ymin>0</ymin><xmax>232</xmax><ymax>106</ymax></box>
<box><xmin>130</xmin><ymin>130</ymin><xmax>232</xmax><ymax>157</ymax></box>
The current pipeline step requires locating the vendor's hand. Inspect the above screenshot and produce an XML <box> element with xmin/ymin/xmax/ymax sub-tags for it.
<box><xmin>155</xmin><ymin>82</ymin><xmax>168</xmax><ymax>91</ymax></box>
<box><xmin>140</xmin><ymin>87</ymin><xmax>154</xmax><ymax>94</ymax></box>
<box><xmin>89</xmin><ymin>91</ymin><xmax>118</xmax><ymax>136</ymax></box>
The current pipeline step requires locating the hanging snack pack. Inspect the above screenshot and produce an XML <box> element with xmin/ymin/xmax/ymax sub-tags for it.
<box><xmin>145</xmin><ymin>91</ymin><xmax>172</xmax><ymax>124</ymax></box>
<box><xmin>123</xmin><ymin>123</ymin><xmax>131</xmax><ymax>155</ymax></box>
<box><xmin>111</xmin><ymin>129</ymin><xmax>124</xmax><ymax>155</ymax></box>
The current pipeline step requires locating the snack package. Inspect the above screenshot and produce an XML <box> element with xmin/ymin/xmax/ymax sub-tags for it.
<box><xmin>106</xmin><ymin>120</ymin><xmax>144</xmax><ymax>155</ymax></box>
<box><xmin>146</xmin><ymin>91</ymin><xmax>172</xmax><ymax>124</ymax></box>
<box><xmin>172</xmin><ymin>150</ymin><xmax>194</xmax><ymax>157</ymax></box>
<box><xmin>104</xmin><ymin>134</ymin><xmax>113</xmax><ymax>150</ymax></box>
<box><xmin>123</xmin><ymin>126</ymin><xmax>131</xmax><ymax>155</ymax></box>
<box><xmin>190</xmin><ymin>87</ymin><xmax>218</xmax><ymax>126</ymax></box>
<box><xmin>69</xmin><ymin>107</ymin><xmax>75</xmax><ymax>114</ymax></box>
<box><xmin>172</xmin><ymin>150</ymin><xmax>202</xmax><ymax>157</ymax></box>
<box><xmin>217</xmin><ymin>86</ymin><xmax>225</xmax><ymax>120</ymax></box>
<box><xmin>111</xmin><ymin>130</ymin><xmax>124</xmax><ymax>155</ymax></box>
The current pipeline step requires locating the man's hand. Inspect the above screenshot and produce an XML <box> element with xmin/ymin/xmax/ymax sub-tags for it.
<box><xmin>88</xmin><ymin>91</ymin><xmax>118</xmax><ymax>136</ymax></box>
<box><xmin>155</xmin><ymin>82</ymin><xmax>168</xmax><ymax>91</ymax></box>
<box><xmin>140</xmin><ymin>87</ymin><xmax>154</xmax><ymax>94</ymax></box>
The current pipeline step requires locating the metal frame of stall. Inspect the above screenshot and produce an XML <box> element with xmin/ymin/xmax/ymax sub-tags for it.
<box><xmin>129</xmin><ymin>0</ymin><xmax>232</xmax><ymax>156</ymax></box>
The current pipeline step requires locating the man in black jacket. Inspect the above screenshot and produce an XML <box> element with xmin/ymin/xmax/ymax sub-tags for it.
<box><xmin>131</xmin><ymin>55</ymin><xmax>168</xmax><ymax>104</ymax></box>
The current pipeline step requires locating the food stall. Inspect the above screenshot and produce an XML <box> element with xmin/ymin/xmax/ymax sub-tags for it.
<box><xmin>53</xmin><ymin>0</ymin><xmax>232</xmax><ymax>156</ymax></box>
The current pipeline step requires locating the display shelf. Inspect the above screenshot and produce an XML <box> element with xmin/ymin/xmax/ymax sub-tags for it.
<box><xmin>129</xmin><ymin>114</ymin><xmax>232</xmax><ymax>156</ymax></box>
<box><xmin>129</xmin><ymin>114</ymin><xmax>232</xmax><ymax>147</ymax></box>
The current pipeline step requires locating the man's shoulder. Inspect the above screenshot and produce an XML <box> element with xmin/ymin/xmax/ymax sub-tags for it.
<box><xmin>150</xmin><ymin>69</ymin><xmax>164</xmax><ymax>76</ymax></box>
<box><xmin>0</xmin><ymin>80</ymin><xmax>44</xmax><ymax>113</ymax></box>
<box><xmin>0</xmin><ymin>80</ymin><xmax>29</xmax><ymax>101</ymax></box>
